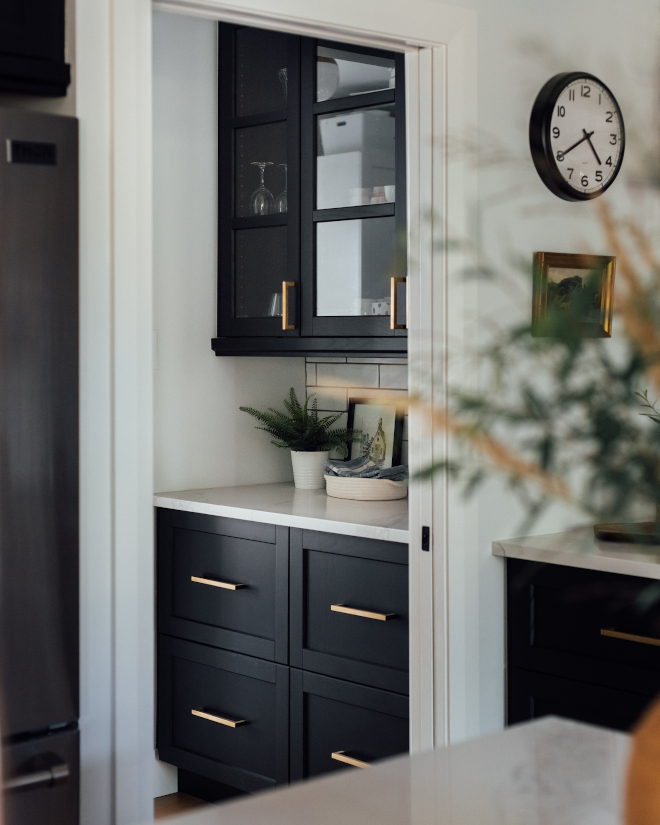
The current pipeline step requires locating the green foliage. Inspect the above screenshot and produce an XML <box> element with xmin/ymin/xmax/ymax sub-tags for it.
<box><xmin>240</xmin><ymin>388</ymin><xmax>359</xmax><ymax>456</ymax></box>
<box><xmin>441</xmin><ymin>254</ymin><xmax>660</xmax><ymax>530</ymax></box>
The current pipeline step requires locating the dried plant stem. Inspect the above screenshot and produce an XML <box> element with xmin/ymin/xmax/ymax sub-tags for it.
<box><xmin>597</xmin><ymin>200</ymin><xmax>660</xmax><ymax>393</ymax></box>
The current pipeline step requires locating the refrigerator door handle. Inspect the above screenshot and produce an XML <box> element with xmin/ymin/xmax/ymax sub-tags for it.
<box><xmin>4</xmin><ymin>757</ymin><xmax>70</xmax><ymax>793</ymax></box>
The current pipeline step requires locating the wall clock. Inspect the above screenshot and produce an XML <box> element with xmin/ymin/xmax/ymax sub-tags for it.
<box><xmin>529</xmin><ymin>72</ymin><xmax>625</xmax><ymax>201</ymax></box>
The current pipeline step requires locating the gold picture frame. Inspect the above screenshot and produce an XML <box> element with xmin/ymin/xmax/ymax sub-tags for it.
<box><xmin>532</xmin><ymin>251</ymin><xmax>616</xmax><ymax>338</ymax></box>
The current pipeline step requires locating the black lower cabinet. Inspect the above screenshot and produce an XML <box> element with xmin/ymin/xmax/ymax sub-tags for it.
<box><xmin>156</xmin><ymin>510</ymin><xmax>409</xmax><ymax>797</ymax></box>
<box><xmin>290</xmin><ymin>669</ymin><xmax>408</xmax><ymax>781</ymax></box>
<box><xmin>508</xmin><ymin>667</ymin><xmax>655</xmax><ymax>732</ymax></box>
<box><xmin>157</xmin><ymin>636</ymin><xmax>289</xmax><ymax>792</ymax></box>
<box><xmin>507</xmin><ymin>558</ymin><xmax>660</xmax><ymax>732</ymax></box>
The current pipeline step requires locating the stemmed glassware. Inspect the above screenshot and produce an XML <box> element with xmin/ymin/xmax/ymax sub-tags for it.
<box><xmin>275</xmin><ymin>164</ymin><xmax>288</xmax><ymax>214</ymax></box>
<box><xmin>249</xmin><ymin>161</ymin><xmax>274</xmax><ymax>215</ymax></box>
<box><xmin>278</xmin><ymin>68</ymin><xmax>288</xmax><ymax>101</ymax></box>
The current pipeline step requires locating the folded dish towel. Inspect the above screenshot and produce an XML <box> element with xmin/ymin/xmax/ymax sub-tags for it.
<box><xmin>324</xmin><ymin>456</ymin><xmax>409</xmax><ymax>481</ymax></box>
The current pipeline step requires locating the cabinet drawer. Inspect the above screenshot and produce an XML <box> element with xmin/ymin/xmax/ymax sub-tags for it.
<box><xmin>291</xmin><ymin>530</ymin><xmax>408</xmax><ymax>693</ymax></box>
<box><xmin>157</xmin><ymin>636</ymin><xmax>289</xmax><ymax>792</ymax></box>
<box><xmin>157</xmin><ymin>509</ymin><xmax>288</xmax><ymax>662</ymax></box>
<box><xmin>508</xmin><ymin>667</ymin><xmax>656</xmax><ymax>733</ymax></box>
<box><xmin>290</xmin><ymin>669</ymin><xmax>408</xmax><ymax>781</ymax></box>
<box><xmin>508</xmin><ymin>558</ymin><xmax>660</xmax><ymax>693</ymax></box>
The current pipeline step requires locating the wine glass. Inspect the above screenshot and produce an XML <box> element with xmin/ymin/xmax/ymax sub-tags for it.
<box><xmin>278</xmin><ymin>68</ymin><xmax>288</xmax><ymax>101</ymax></box>
<box><xmin>275</xmin><ymin>164</ymin><xmax>288</xmax><ymax>214</ymax></box>
<box><xmin>249</xmin><ymin>162</ymin><xmax>274</xmax><ymax>215</ymax></box>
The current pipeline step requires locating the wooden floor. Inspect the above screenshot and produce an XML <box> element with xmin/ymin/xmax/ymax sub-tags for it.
<box><xmin>154</xmin><ymin>792</ymin><xmax>210</xmax><ymax>820</ymax></box>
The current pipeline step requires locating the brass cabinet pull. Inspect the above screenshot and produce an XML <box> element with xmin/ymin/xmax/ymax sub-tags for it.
<box><xmin>390</xmin><ymin>276</ymin><xmax>407</xmax><ymax>330</ymax></box>
<box><xmin>331</xmin><ymin>604</ymin><xmax>396</xmax><ymax>621</ymax></box>
<box><xmin>191</xmin><ymin>709</ymin><xmax>247</xmax><ymax>728</ymax></box>
<box><xmin>601</xmin><ymin>628</ymin><xmax>660</xmax><ymax>647</ymax></box>
<box><xmin>282</xmin><ymin>280</ymin><xmax>295</xmax><ymax>330</ymax></box>
<box><xmin>191</xmin><ymin>575</ymin><xmax>246</xmax><ymax>591</ymax></box>
<box><xmin>331</xmin><ymin>751</ymin><xmax>370</xmax><ymax>769</ymax></box>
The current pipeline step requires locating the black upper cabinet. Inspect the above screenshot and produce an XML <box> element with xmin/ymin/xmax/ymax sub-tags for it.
<box><xmin>214</xmin><ymin>24</ymin><xmax>406</xmax><ymax>357</ymax></box>
<box><xmin>0</xmin><ymin>1</ymin><xmax>71</xmax><ymax>96</ymax></box>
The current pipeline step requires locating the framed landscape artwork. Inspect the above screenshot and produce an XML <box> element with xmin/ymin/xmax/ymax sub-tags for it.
<box><xmin>347</xmin><ymin>398</ymin><xmax>404</xmax><ymax>468</ymax></box>
<box><xmin>532</xmin><ymin>251</ymin><xmax>616</xmax><ymax>337</ymax></box>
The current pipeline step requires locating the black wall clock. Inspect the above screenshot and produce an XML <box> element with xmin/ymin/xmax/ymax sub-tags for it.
<box><xmin>529</xmin><ymin>72</ymin><xmax>625</xmax><ymax>201</ymax></box>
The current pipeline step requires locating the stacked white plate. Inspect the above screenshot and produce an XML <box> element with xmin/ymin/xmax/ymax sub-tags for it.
<box><xmin>324</xmin><ymin>474</ymin><xmax>408</xmax><ymax>501</ymax></box>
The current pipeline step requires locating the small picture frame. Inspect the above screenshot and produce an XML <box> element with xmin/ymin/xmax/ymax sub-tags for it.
<box><xmin>347</xmin><ymin>397</ymin><xmax>404</xmax><ymax>468</ymax></box>
<box><xmin>532</xmin><ymin>251</ymin><xmax>616</xmax><ymax>338</ymax></box>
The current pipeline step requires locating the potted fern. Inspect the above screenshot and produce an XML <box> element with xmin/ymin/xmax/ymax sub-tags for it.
<box><xmin>240</xmin><ymin>388</ymin><xmax>358</xmax><ymax>490</ymax></box>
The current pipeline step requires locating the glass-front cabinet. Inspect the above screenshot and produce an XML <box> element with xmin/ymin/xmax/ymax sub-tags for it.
<box><xmin>214</xmin><ymin>24</ymin><xmax>406</xmax><ymax>356</ymax></box>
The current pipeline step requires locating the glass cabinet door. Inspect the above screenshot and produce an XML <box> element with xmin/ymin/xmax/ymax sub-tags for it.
<box><xmin>301</xmin><ymin>40</ymin><xmax>406</xmax><ymax>338</ymax></box>
<box><xmin>218</xmin><ymin>25</ymin><xmax>300</xmax><ymax>337</ymax></box>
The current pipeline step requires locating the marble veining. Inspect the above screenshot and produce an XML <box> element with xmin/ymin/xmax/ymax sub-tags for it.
<box><xmin>154</xmin><ymin>482</ymin><xmax>409</xmax><ymax>544</ymax></box>
<box><xmin>157</xmin><ymin>717</ymin><xmax>629</xmax><ymax>825</ymax></box>
<box><xmin>493</xmin><ymin>526</ymin><xmax>660</xmax><ymax>580</ymax></box>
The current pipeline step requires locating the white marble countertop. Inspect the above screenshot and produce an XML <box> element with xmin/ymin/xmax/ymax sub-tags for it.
<box><xmin>156</xmin><ymin>717</ymin><xmax>629</xmax><ymax>825</ymax></box>
<box><xmin>154</xmin><ymin>482</ymin><xmax>409</xmax><ymax>544</ymax></box>
<box><xmin>493</xmin><ymin>526</ymin><xmax>660</xmax><ymax>579</ymax></box>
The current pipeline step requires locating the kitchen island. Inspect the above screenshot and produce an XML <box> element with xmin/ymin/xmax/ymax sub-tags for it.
<box><xmin>157</xmin><ymin>717</ymin><xmax>629</xmax><ymax>825</ymax></box>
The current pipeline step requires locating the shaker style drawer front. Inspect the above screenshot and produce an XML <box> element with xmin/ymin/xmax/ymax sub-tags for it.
<box><xmin>157</xmin><ymin>509</ymin><xmax>288</xmax><ymax>662</ymax></box>
<box><xmin>290</xmin><ymin>669</ymin><xmax>408</xmax><ymax>781</ymax></box>
<box><xmin>157</xmin><ymin>636</ymin><xmax>289</xmax><ymax>792</ymax></box>
<box><xmin>508</xmin><ymin>667</ymin><xmax>655</xmax><ymax>733</ymax></box>
<box><xmin>291</xmin><ymin>529</ymin><xmax>409</xmax><ymax>694</ymax></box>
<box><xmin>173</xmin><ymin>530</ymin><xmax>275</xmax><ymax>637</ymax></box>
<box><xmin>508</xmin><ymin>559</ymin><xmax>660</xmax><ymax>694</ymax></box>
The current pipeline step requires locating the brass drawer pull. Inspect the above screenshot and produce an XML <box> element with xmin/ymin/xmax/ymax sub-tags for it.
<box><xmin>282</xmin><ymin>280</ymin><xmax>295</xmax><ymax>330</ymax></box>
<box><xmin>191</xmin><ymin>709</ymin><xmax>247</xmax><ymax>728</ymax></box>
<box><xmin>390</xmin><ymin>276</ymin><xmax>407</xmax><ymax>330</ymax></box>
<box><xmin>601</xmin><ymin>628</ymin><xmax>660</xmax><ymax>647</ymax></box>
<box><xmin>191</xmin><ymin>576</ymin><xmax>246</xmax><ymax>590</ymax></box>
<box><xmin>331</xmin><ymin>604</ymin><xmax>396</xmax><ymax>621</ymax></box>
<box><xmin>331</xmin><ymin>751</ymin><xmax>370</xmax><ymax>769</ymax></box>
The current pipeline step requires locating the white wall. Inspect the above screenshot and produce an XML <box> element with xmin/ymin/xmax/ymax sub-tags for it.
<box><xmin>434</xmin><ymin>0</ymin><xmax>660</xmax><ymax>744</ymax></box>
<box><xmin>152</xmin><ymin>10</ymin><xmax>305</xmax><ymax>496</ymax></box>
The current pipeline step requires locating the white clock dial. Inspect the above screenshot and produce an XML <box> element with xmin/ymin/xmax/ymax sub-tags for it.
<box><xmin>549</xmin><ymin>78</ymin><xmax>623</xmax><ymax>196</ymax></box>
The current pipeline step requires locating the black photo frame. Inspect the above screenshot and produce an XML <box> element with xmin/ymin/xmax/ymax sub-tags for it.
<box><xmin>347</xmin><ymin>397</ymin><xmax>404</xmax><ymax>468</ymax></box>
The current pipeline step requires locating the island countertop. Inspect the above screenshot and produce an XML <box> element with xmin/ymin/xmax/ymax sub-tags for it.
<box><xmin>154</xmin><ymin>482</ymin><xmax>409</xmax><ymax>544</ymax></box>
<box><xmin>493</xmin><ymin>525</ymin><xmax>660</xmax><ymax>579</ymax></box>
<box><xmin>154</xmin><ymin>717</ymin><xmax>629</xmax><ymax>825</ymax></box>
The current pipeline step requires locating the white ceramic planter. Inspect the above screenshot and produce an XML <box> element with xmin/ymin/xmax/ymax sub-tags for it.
<box><xmin>290</xmin><ymin>450</ymin><xmax>329</xmax><ymax>490</ymax></box>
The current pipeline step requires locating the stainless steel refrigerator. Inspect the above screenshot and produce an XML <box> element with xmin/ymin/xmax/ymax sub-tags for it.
<box><xmin>0</xmin><ymin>108</ymin><xmax>79</xmax><ymax>825</ymax></box>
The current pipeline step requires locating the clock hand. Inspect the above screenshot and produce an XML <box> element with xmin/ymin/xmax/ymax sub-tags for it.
<box><xmin>583</xmin><ymin>129</ymin><xmax>602</xmax><ymax>165</ymax></box>
<box><xmin>559</xmin><ymin>129</ymin><xmax>595</xmax><ymax>158</ymax></box>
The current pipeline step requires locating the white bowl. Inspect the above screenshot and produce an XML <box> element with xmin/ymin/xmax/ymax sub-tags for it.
<box><xmin>324</xmin><ymin>475</ymin><xmax>408</xmax><ymax>501</ymax></box>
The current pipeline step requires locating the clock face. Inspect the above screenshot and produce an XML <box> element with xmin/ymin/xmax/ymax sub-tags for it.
<box><xmin>530</xmin><ymin>73</ymin><xmax>625</xmax><ymax>201</ymax></box>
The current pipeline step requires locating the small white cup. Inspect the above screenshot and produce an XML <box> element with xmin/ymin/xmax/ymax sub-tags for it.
<box><xmin>384</xmin><ymin>185</ymin><xmax>396</xmax><ymax>203</ymax></box>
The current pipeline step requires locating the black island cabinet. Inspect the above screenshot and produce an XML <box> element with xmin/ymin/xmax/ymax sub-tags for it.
<box><xmin>507</xmin><ymin>557</ymin><xmax>660</xmax><ymax>732</ymax></box>
<box><xmin>213</xmin><ymin>24</ymin><xmax>407</xmax><ymax>358</ymax></box>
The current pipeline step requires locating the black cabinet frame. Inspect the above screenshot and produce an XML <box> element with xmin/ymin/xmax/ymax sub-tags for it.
<box><xmin>217</xmin><ymin>27</ymin><xmax>301</xmax><ymax>339</ymax></box>
<box><xmin>213</xmin><ymin>24</ymin><xmax>407</xmax><ymax>357</ymax></box>
<box><xmin>300</xmin><ymin>38</ymin><xmax>406</xmax><ymax>340</ymax></box>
